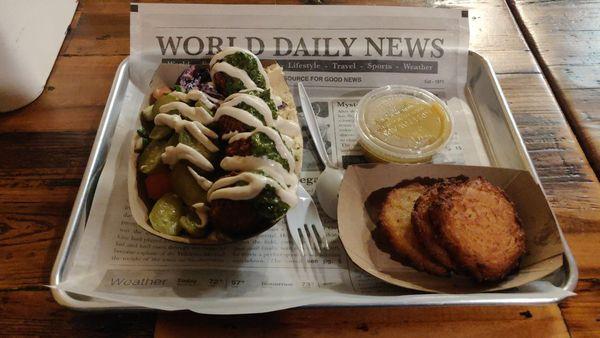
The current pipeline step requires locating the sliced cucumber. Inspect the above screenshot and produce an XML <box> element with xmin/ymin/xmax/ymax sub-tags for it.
<box><xmin>149</xmin><ymin>125</ymin><xmax>173</xmax><ymax>140</ymax></box>
<box><xmin>178</xmin><ymin>129</ymin><xmax>213</xmax><ymax>162</ymax></box>
<box><xmin>138</xmin><ymin>138</ymin><xmax>168</xmax><ymax>174</ymax></box>
<box><xmin>149</xmin><ymin>193</ymin><xmax>184</xmax><ymax>236</ymax></box>
<box><xmin>146</xmin><ymin>94</ymin><xmax>178</xmax><ymax>121</ymax></box>
<box><xmin>170</xmin><ymin>162</ymin><xmax>208</xmax><ymax>206</ymax></box>
<box><xmin>179</xmin><ymin>210</ymin><xmax>208</xmax><ymax>238</ymax></box>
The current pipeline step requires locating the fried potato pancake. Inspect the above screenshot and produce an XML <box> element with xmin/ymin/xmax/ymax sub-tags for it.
<box><xmin>378</xmin><ymin>179</ymin><xmax>448</xmax><ymax>276</ymax></box>
<box><xmin>430</xmin><ymin>177</ymin><xmax>526</xmax><ymax>281</ymax></box>
<box><xmin>412</xmin><ymin>184</ymin><xmax>456</xmax><ymax>270</ymax></box>
<box><xmin>412</xmin><ymin>176</ymin><xmax>468</xmax><ymax>270</ymax></box>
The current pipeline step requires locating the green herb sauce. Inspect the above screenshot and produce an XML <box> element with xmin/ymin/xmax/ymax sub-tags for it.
<box><xmin>250</xmin><ymin>132</ymin><xmax>290</xmax><ymax>171</ymax></box>
<box><xmin>223</xmin><ymin>52</ymin><xmax>267</xmax><ymax>89</ymax></box>
<box><xmin>253</xmin><ymin>184</ymin><xmax>289</xmax><ymax>222</ymax></box>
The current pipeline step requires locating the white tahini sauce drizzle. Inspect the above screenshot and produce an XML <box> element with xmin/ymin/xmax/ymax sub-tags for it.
<box><xmin>222</xmin><ymin>131</ymin><xmax>238</xmax><ymax>140</ymax></box>
<box><xmin>162</xmin><ymin>143</ymin><xmax>214</xmax><ymax>172</ymax></box>
<box><xmin>208</xmin><ymin>172</ymin><xmax>263</xmax><ymax>201</ymax></box>
<box><xmin>219</xmin><ymin>93</ymin><xmax>274</xmax><ymax>125</ymax></box>
<box><xmin>220</xmin><ymin>156</ymin><xmax>296</xmax><ymax>188</ymax></box>
<box><xmin>168</xmin><ymin>91</ymin><xmax>188</xmax><ymax>102</ymax></box>
<box><xmin>281</xmin><ymin>134</ymin><xmax>295</xmax><ymax>150</ymax></box>
<box><xmin>170</xmin><ymin>89</ymin><xmax>218</xmax><ymax>110</ymax></box>
<box><xmin>154</xmin><ymin>113</ymin><xmax>218</xmax><ymax>152</ymax></box>
<box><xmin>187</xmin><ymin>166</ymin><xmax>213</xmax><ymax>191</ymax></box>
<box><xmin>239</xmin><ymin>88</ymin><xmax>283</xmax><ymax>110</ymax></box>
<box><xmin>228</xmin><ymin>126</ymin><xmax>296</xmax><ymax>173</ymax></box>
<box><xmin>275</xmin><ymin>117</ymin><xmax>301</xmax><ymax>137</ymax></box>
<box><xmin>159</xmin><ymin>101</ymin><xmax>214</xmax><ymax>125</ymax></box>
<box><xmin>213</xmin><ymin>93</ymin><xmax>280</xmax><ymax>133</ymax></box>
<box><xmin>207</xmin><ymin>172</ymin><xmax>297</xmax><ymax>207</ymax></box>
<box><xmin>209</xmin><ymin>47</ymin><xmax>270</xmax><ymax>90</ymax></box>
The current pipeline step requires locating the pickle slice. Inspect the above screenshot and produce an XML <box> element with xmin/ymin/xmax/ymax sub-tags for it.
<box><xmin>138</xmin><ymin>138</ymin><xmax>168</xmax><ymax>174</ymax></box>
<box><xmin>179</xmin><ymin>211</ymin><xmax>208</xmax><ymax>238</ymax></box>
<box><xmin>195</xmin><ymin>100</ymin><xmax>211</xmax><ymax>111</ymax></box>
<box><xmin>178</xmin><ymin>129</ymin><xmax>213</xmax><ymax>162</ymax></box>
<box><xmin>145</xmin><ymin>93</ymin><xmax>178</xmax><ymax>121</ymax></box>
<box><xmin>141</xmin><ymin>104</ymin><xmax>155</xmax><ymax>122</ymax></box>
<box><xmin>149</xmin><ymin>193</ymin><xmax>184</xmax><ymax>236</ymax></box>
<box><xmin>138</xmin><ymin>134</ymin><xmax>178</xmax><ymax>174</ymax></box>
<box><xmin>170</xmin><ymin>162</ymin><xmax>207</xmax><ymax>206</ymax></box>
<box><xmin>149</xmin><ymin>125</ymin><xmax>173</xmax><ymax>140</ymax></box>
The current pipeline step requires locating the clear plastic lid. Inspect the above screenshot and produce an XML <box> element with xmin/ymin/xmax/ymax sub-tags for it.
<box><xmin>356</xmin><ymin>85</ymin><xmax>453</xmax><ymax>163</ymax></box>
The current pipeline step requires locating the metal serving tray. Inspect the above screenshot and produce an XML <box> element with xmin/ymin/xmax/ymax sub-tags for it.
<box><xmin>50</xmin><ymin>51</ymin><xmax>578</xmax><ymax>310</ymax></box>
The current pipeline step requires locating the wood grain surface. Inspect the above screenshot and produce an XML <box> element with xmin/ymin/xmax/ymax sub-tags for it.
<box><xmin>156</xmin><ymin>306</ymin><xmax>570</xmax><ymax>337</ymax></box>
<box><xmin>0</xmin><ymin>0</ymin><xmax>598</xmax><ymax>337</ymax></box>
<box><xmin>0</xmin><ymin>290</ymin><xmax>155</xmax><ymax>337</ymax></box>
<box><xmin>509</xmin><ymin>0</ymin><xmax>600</xmax><ymax>178</ymax></box>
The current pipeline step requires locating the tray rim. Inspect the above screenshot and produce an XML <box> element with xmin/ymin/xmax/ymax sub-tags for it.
<box><xmin>50</xmin><ymin>51</ymin><xmax>578</xmax><ymax>311</ymax></box>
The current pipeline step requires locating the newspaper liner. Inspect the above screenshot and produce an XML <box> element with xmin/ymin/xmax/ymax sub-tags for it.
<box><xmin>338</xmin><ymin>163</ymin><xmax>564</xmax><ymax>293</ymax></box>
<box><xmin>128</xmin><ymin>62</ymin><xmax>303</xmax><ymax>244</ymax></box>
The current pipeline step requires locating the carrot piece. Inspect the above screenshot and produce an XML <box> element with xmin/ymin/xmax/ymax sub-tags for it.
<box><xmin>151</xmin><ymin>86</ymin><xmax>172</xmax><ymax>104</ymax></box>
<box><xmin>145</xmin><ymin>171</ymin><xmax>172</xmax><ymax>200</ymax></box>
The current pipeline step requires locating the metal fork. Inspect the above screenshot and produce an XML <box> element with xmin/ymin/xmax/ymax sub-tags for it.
<box><xmin>286</xmin><ymin>185</ymin><xmax>329</xmax><ymax>255</ymax></box>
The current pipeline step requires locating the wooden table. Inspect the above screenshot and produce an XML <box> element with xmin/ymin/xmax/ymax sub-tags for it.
<box><xmin>510</xmin><ymin>0</ymin><xmax>600</xmax><ymax>178</ymax></box>
<box><xmin>0</xmin><ymin>0</ymin><xmax>598</xmax><ymax>336</ymax></box>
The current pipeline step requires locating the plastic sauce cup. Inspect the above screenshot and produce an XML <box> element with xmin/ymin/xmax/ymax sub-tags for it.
<box><xmin>356</xmin><ymin>85</ymin><xmax>453</xmax><ymax>163</ymax></box>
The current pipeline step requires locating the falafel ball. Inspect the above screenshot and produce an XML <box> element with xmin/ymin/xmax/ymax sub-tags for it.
<box><xmin>209</xmin><ymin>199</ymin><xmax>266</xmax><ymax>238</ymax></box>
<box><xmin>216</xmin><ymin>115</ymin><xmax>254</xmax><ymax>135</ymax></box>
